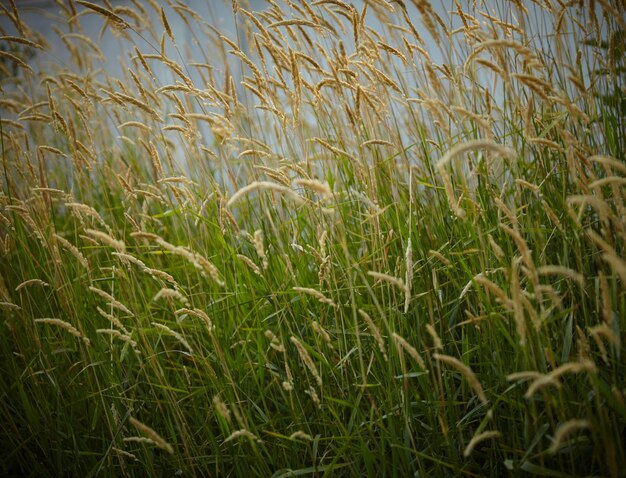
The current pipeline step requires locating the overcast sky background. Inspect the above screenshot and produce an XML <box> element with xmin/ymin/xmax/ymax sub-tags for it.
<box><xmin>1</xmin><ymin>1</ymin><xmax>602</xmax><ymax>175</ymax></box>
<box><xmin>1</xmin><ymin>0</ymin><xmax>570</xmax><ymax>84</ymax></box>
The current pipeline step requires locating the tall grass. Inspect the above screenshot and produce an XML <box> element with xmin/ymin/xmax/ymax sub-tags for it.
<box><xmin>1</xmin><ymin>0</ymin><xmax>625</xmax><ymax>476</ymax></box>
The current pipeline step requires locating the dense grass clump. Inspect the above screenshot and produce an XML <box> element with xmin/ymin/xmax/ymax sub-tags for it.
<box><xmin>1</xmin><ymin>0</ymin><xmax>625</xmax><ymax>476</ymax></box>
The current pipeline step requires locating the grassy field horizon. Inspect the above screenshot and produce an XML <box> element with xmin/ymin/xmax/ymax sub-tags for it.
<box><xmin>1</xmin><ymin>0</ymin><xmax>625</xmax><ymax>476</ymax></box>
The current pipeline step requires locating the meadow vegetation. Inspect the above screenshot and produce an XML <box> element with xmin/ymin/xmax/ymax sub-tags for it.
<box><xmin>0</xmin><ymin>0</ymin><xmax>625</xmax><ymax>476</ymax></box>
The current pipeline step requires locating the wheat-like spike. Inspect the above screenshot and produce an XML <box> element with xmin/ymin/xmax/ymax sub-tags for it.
<box><xmin>464</xmin><ymin>430</ymin><xmax>501</xmax><ymax>457</ymax></box>
<box><xmin>112</xmin><ymin>252</ymin><xmax>147</xmax><ymax>270</ymax></box>
<box><xmin>130</xmin><ymin>231</ymin><xmax>159</xmax><ymax>241</ymax></box>
<box><xmin>119</xmin><ymin>121</ymin><xmax>152</xmax><ymax>132</ymax></box>
<box><xmin>191</xmin><ymin>254</ymin><xmax>225</xmax><ymax>287</ymax></box>
<box><xmin>265</xmin><ymin>329</ymin><xmax>285</xmax><ymax>353</ymax></box>
<box><xmin>160</xmin><ymin>6</ymin><xmax>174</xmax><ymax>40</ymax></box>
<box><xmin>537</xmin><ymin>265</ymin><xmax>584</xmax><ymax>287</ymax></box>
<box><xmin>499</xmin><ymin>224</ymin><xmax>539</xmax><ymax>298</ymax></box>
<box><xmin>154</xmin><ymin>238</ymin><xmax>224</xmax><ymax>287</ymax></box>
<box><xmin>429</xmin><ymin>249</ymin><xmax>450</xmax><ymax>265</ymax></box>
<box><xmin>548</xmin><ymin>419</ymin><xmax>591</xmax><ymax>454</ymax></box>
<box><xmin>76</xmin><ymin>1</ymin><xmax>128</xmax><ymax>27</ymax></box>
<box><xmin>0</xmin><ymin>35</ymin><xmax>43</xmax><ymax>49</ymax></box>
<box><xmin>311</xmin><ymin>321</ymin><xmax>332</xmax><ymax>348</ymax></box>
<box><xmin>305</xmin><ymin>386</ymin><xmax>320</xmax><ymax>406</ymax></box>
<box><xmin>309</xmin><ymin>137</ymin><xmax>357</xmax><ymax>161</ymax></box>
<box><xmin>89</xmin><ymin>286</ymin><xmax>134</xmax><ymax>316</ymax></box>
<box><xmin>434</xmin><ymin>353</ymin><xmax>487</xmax><ymax>405</ymax></box>
<box><xmin>589</xmin><ymin>176</ymin><xmax>626</xmax><ymax>188</ymax></box>
<box><xmin>589</xmin><ymin>322</ymin><xmax>619</xmax><ymax>346</ymax></box>
<box><xmin>437</xmin><ymin>140</ymin><xmax>516</xmax><ymax>170</ymax></box>
<box><xmin>84</xmin><ymin>228</ymin><xmax>126</xmax><ymax>252</ymax></box>
<box><xmin>176</xmin><ymin>308</ymin><xmax>214</xmax><ymax>332</ymax></box>
<box><xmin>212</xmin><ymin>396</ymin><xmax>232</xmax><ymax>423</ymax></box>
<box><xmin>392</xmin><ymin>333</ymin><xmax>426</xmax><ymax>369</ymax></box>
<box><xmin>438</xmin><ymin>167</ymin><xmax>466</xmax><ymax>219</ymax></box>
<box><xmin>549</xmin><ymin>360</ymin><xmax>597</xmax><ymax>379</ymax></box>
<box><xmin>228</xmin><ymin>181</ymin><xmax>305</xmax><ymax>207</ymax></box>
<box><xmin>254</xmin><ymin>229</ymin><xmax>269</xmax><ymax>270</ymax></box>
<box><xmin>224</xmin><ymin>429</ymin><xmax>260</xmax><ymax>443</ymax></box>
<box><xmin>367</xmin><ymin>271</ymin><xmax>406</xmax><ymax>292</ymax></box>
<box><xmin>473</xmin><ymin>274</ymin><xmax>514</xmax><ymax>310</ymax></box>
<box><xmin>586</xmin><ymin>231</ymin><xmax>626</xmax><ymax>284</ymax></box>
<box><xmin>35</xmin><ymin>318</ymin><xmax>90</xmax><ymax>346</ymax></box>
<box><xmin>293</xmin><ymin>286</ymin><xmax>337</xmax><ymax>307</ymax></box>
<box><xmin>152</xmin><ymin>322</ymin><xmax>193</xmax><ymax>354</ymax></box>
<box><xmin>465</xmin><ymin>38</ymin><xmax>536</xmax><ymax>72</ymax></box>
<box><xmin>31</xmin><ymin>187</ymin><xmax>66</xmax><ymax>194</ymax></box>
<box><xmin>111</xmin><ymin>447</ymin><xmax>137</xmax><ymax>461</ymax></box>
<box><xmin>144</xmin><ymin>267</ymin><xmax>178</xmax><ymax>286</ymax></box>
<box><xmin>0</xmin><ymin>301</ymin><xmax>22</xmax><ymax>310</ymax></box>
<box><xmin>254</xmin><ymin>165</ymin><xmax>291</xmax><ymax>186</ymax></box>
<box><xmin>523</xmin><ymin>374</ymin><xmax>561</xmax><ymax>398</ymax></box>
<box><xmin>96</xmin><ymin>329</ymin><xmax>139</xmax><ymax>352</ymax></box>
<box><xmin>506</xmin><ymin>371</ymin><xmax>544</xmax><ymax>382</ymax></box>
<box><xmin>153</xmin><ymin>287</ymin><xmax>190</xmax><ymax>307</ymax></box>
<box><xmin>488</xmin><ymin>234</ymin><xmax>504</xmax><ymax>259</ymax></box>
<box><xmin>289</xmin><ymin>431</ymin><xmax>313</xmax><ymax>441</ymax></box>
<box><xmin>54</xmin><ymin>234</ymin><xmax>90</xmax><ymax>270</ymax></box>
<box><xmin>128</xmin><ymin>417</ymin><xmax>174</xmax><ymax>454</ymax></box>
<box><xmin>270</xmin><ymin>16</ymin><xmax>320</xmax><ymax>29</ymax></box>
<box><xmin>65</xmin><ymin>202</ymin><xmax>108</xmax><ymax>229</ymax></box>
<box><xmin>236</xmin><ymin>254</ymin><xmax>262</xmax><ymax>275</ymax></box>
<box><xmin>37</xmin><ymin>145</ymin><xmax>66</xmax><ymax>157</ymax></box>
<box><xmin>588</xmin><ymin>323</ymin><xmax>618</xmax><ymax>364</ymax></box>
<box><xmin>293</xmin><ymin>178</ymin><xmax>332</xmax><ymax>197</ymax></box>
<box><xmin>425</xmin><ymin>323</ymin><xmax>442</xmax><ymax>350</ymax></box>
<box><xmin>0</xmin><ymin>50</ymin><xmax>33</xmax><ymax>72</ymax></box>
<box><xmin>358</xmin><ymin>309</ymin><xmax>387</xmax><ymax>360</ymax></box>
<box><xmin>15</xmin><ymin>278</ymin><xmax>49</xmax><ymax>291</ymax></box>
<box><xmin>123</xmin><ymin>436</ymin><xmax>155</xmax><ymax>445</ymax></box>
<box><xmin>361</xmin><ymin>139</ymin><xmax>393</xmax><ymax>147</ymax></box>
<box><xmin>290</xmin><ymin>336</ymin><xmax>323</xmax><ymax>386</ymax></box>
<box><xmin>96</xmin><ymin>306</ymin><xmax>129</xmax><ymax>335</ymax></box>
<box><xmin>589</xmin><ymin>155</ymin><xmax>626</xmax><ymax>175</ymax></box>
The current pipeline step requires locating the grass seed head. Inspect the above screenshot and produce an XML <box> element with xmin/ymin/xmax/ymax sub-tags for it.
<box><xmin>128</xmin><ymin>417</ymin><xmax>174</xmax><ymax>454</ymax></box>
<box><xmin>393</xmin><ymin>333</ymin><xmax>426</xmax><ymax>369</ymax></box>
<box><xmin>464</xmin><ymin>430</ymin><xmax>501</xmax><ymax>457</ymax></box>
<box><xmin>434</xmin><ymin>353</ymin><xmax>487</xmax><ymax>405</ymax></box>
<box><xmin>35</xmin><ymin>318</ymin><xmax>90</xmax><ymax>346</ymax></box>
<box><xmin>290</xmin><ymin>336</ymin><xmax>323</xmax><ymax>387</ymax></box>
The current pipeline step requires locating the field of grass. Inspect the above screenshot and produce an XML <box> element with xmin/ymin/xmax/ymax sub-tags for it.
<box><xmin>1</xmin><ymin>0</ymin><xmax>625</xmax><ymax>476</ymax></box>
